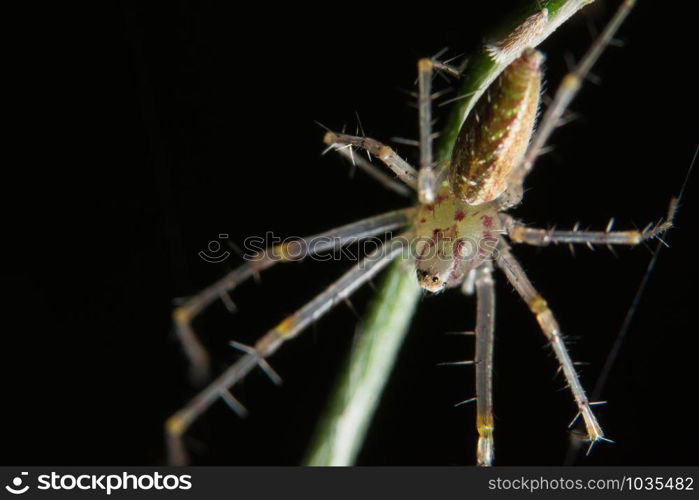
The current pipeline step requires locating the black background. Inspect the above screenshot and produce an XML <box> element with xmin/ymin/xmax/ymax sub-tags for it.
<box><xmin>4</xmin><ymin>1</ymin><xmax>697</xmax><ymax>466</ymax></box>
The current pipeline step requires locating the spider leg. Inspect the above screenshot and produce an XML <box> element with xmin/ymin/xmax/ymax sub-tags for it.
<box><xmin>506</xmin><ymin>0</ymin><xmax>637</xmax><ymax>203</ymax></box>
<box><xmin>494</xmin><ymin>238</ymin><xmax>606</xmax><ymax>446</ymax></box>
<box><xmin>174</xmin><ymin>208</ymin><xmax>414</xmax><ymax>383</ymax></box>
<box><xmin>472</xmin><ymin>261</ymin><xmax>496</xmax><ymax>466</ymax></box>
<box><xmin>323</xmin><ymin>132</ymin><xmax>418</xmax><ymax>189</ymax></box>
<box><xmin>166</xmin><ymin>234</ymin><xmax>409</xmax><ymax>465</ymax></box>
<box><xmin>416</xmin><ymin>58</ymin><xmax>445</xmax><ymax>204</ymax></box>
<box><xmin>326</xmin><ymin>141</ymin><xmax>413</xmax><ymax>197</ymax></box>
<box><xmin>501</xmin><ymin>207</ymin><xmax>673</xmax><ymax>247</ymax></box>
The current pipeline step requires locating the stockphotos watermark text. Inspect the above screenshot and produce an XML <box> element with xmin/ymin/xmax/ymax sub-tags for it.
<box><xmin>4</xmin><ymin>471</ymin><xmax>191</xmax><ymax>495</ymax></box>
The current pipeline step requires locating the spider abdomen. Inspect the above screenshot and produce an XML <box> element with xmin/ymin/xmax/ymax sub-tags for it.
<box><xmin>449</xmin><ymin>48</ymin><xmax>542</xmax><ymax>206</ymax></box>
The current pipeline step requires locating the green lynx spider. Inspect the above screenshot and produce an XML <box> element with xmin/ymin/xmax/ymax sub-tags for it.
<box><xmin>166</xmin><ymin>0</ymin><xmax>673</xmax><ymax>466</ymax></box>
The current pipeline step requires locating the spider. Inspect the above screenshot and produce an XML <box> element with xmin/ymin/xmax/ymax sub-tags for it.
<box><xmin>165</xmin><ymin>0</ymin><xmax>673</xmax><ymax>466</ymax></box>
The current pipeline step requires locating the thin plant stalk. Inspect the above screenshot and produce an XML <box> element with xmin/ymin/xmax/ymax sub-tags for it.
<box><xmin>304</xmin><ymin>259</ymin><xmax>419</xmax><ymax>465</ymax></box>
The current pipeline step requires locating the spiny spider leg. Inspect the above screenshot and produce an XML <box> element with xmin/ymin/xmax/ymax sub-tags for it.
<box><xmin>507</xmin><ymin>0</ymin><xmax>637</xmax><ymax>202</ymax></box>
<box><xmin>166</xmin><ymin>234</ymin><xmax>410</xmax><ymax>465</ymax></box>
<box><xmin>432</xmin><ymin>58</ymin><xmax>464</xmax><ymax>79</ymax></box>
<box><xmin>472</xmin><ymin>261</ymin><xmax>496</xmax><ymax>466</ymax></box>
<box><xmin>326</xmin><ymin>139</ymin><xmax>413</xmax><ymax>197</ymax></box>
<box><xmin>323</xmin><ymin>132</ymin><xmax>418</xmax><ymax>189</ymax></box>
<box><xmin>501</xmin><ymin>209</ymin><xmax>674</xmax><ymax>247</ymax></box>
<box><xmin>173</xmin><ymin>208</ymin><xmax>414</xmax><ymax>382</ymax></box>
<box><xmin>494</xmin><ymin>239</ymin><xmax>606</xmax><ymax>446</ymax></box>
<box><xmin>417</xmin><ymin>58</ymin><xmax>439</xmax><ymax>204</ymax></box>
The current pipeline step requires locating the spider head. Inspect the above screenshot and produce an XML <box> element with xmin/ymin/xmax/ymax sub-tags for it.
<box><xmin>416</xmin><ymin>268</ymin><xmax>447</xmax><ymax>292</ymax></box>
<box><xmin>415</xmin><ymin>239</ymin><xmax>468</xmax><ymax>293</ymax></box>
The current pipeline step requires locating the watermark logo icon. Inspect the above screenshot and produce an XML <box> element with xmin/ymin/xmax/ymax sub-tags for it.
<box><xmin>5</xmin><ymin>472</ymin><xmax>29</xmax><ymax>495</ymax></box>
<box><xmin>199</xmin><ymin>233</ymin><xmax>231</xmax><ymax>263</ymax></box>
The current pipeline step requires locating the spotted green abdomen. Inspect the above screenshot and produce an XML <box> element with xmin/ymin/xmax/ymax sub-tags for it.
<box><xmin>449</xmin><ymin>49</ymin><xmax>542</xmax><ymax>206</ymax></box>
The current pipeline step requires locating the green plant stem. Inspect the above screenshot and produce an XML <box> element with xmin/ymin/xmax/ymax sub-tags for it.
<box><xmin>304</xmin><ymin>0</ymin><xmax>596</xmax><ymax>466</ymax></box>
<box><xmin>304</xmin><ymin>259</ymin><xmax>419</xmax><ymax>465</ymax></box>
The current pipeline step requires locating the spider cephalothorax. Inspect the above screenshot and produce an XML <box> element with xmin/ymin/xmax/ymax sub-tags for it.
<box><xmin>414</xmin><ymin>187</ymin><xmax>500</xmax><ymax>292</ymax></box>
